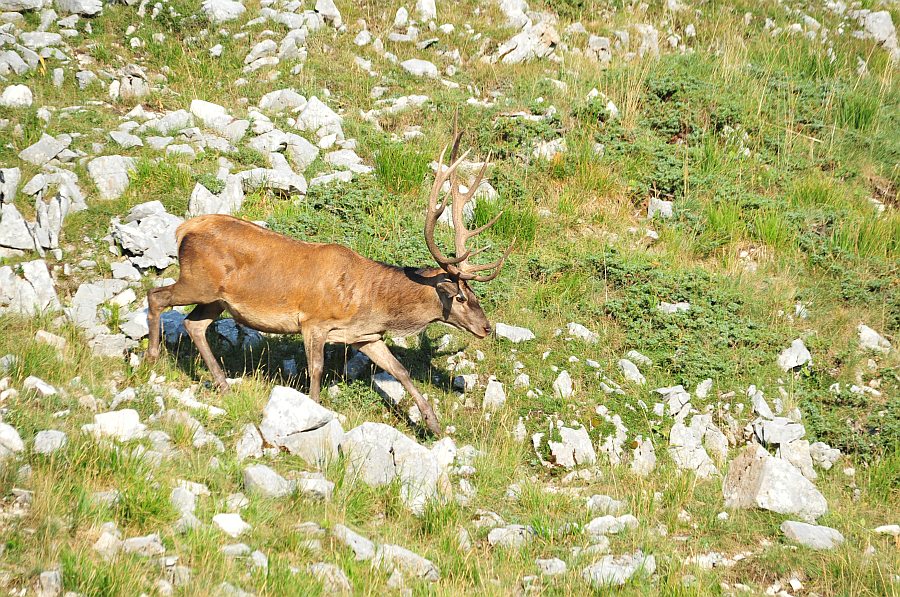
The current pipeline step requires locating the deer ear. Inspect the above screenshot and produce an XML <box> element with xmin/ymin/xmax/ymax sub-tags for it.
<box><xmin>436</xmin><ymin>280</ymin><xmax>459</xmax><ymax>299</ymax></box>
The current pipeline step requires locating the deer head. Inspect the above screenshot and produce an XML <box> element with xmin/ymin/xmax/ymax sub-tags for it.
<box><xmin>424</xmin><ymin>127</ymin><xmax>513</xmax><ymax>338</ymax></box>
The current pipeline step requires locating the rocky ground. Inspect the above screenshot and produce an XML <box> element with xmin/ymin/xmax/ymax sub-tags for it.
<box><xmin>0</xmin><ymin>0</ymin><xmax>899</xmax><ymax>595</ymax></box>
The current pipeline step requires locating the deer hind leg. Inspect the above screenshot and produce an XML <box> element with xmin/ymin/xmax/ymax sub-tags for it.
<box><xmin>147</xmin><ymin>279</ymin><xmax>218</xmax><ymax>361</ymax></box>
<box><xmin>183</xmin><ymin>301</ymin><xmax>228</xmax><ymax>391</ymax></box>
<box><xmin>356</xmin><ymin>339</ymin><xmax>442</xmax><ymax>436</ymax></box>
<box><xmin>302</xmin><ymin>326</ymin><xmax>327</xmax><ymax>402</ymax></box>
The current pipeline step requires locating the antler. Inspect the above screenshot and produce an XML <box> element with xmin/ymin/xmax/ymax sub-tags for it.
<box><xmin>424</xmin><ymin>120</ymin><xmax>514</xmax><ymax>283</ymax></box>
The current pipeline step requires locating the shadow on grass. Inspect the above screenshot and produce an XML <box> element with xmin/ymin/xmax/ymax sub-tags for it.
<box><xmin>158</xmin><ymin>319</ymin><xmax>456</xmax><ymax>437</ymax></box>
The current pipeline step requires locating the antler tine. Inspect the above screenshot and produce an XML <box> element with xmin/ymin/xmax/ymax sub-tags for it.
<box><xmin>424</xmin><ymin>142</ymin><xmax>473</xmax><ymax>271</ymax></box>
<box><xmin>460</xmin><ymin>240</ymin><xmax>516</xmax><ymax>282</ymax></box>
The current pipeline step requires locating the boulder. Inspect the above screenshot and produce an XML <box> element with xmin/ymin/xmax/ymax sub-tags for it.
<box><xmin>87</xmin><ymin>156</ymin><xmax>136</xmax><ymax>201</ymax></box>
<box><xmin>777</xmin><ymin>338</ymin><xmax>812</xmax><ymax>371</ymax></box>
<box><xmin>494</xmin><ymin>323</ymin><xmax>535</xmax><ymax>342</ymax></box>
<box><xmin>582</xmin><ymin>552</ymin><xmax>656</xmax><ymax>587</ymax></box>
<box><xmin>858</xmin><ymin>324</ymin><xmax>891</xmax><ymax>353</ymax></box>
<box><xmin>723</xmin><ymin>444</ymin><xmax>827</xmax><ymax>522</ymax></box>
<box><xmin>374</xmin><ymin>544</ymin><xmax>440</xmax><ymax>581</ymax></box>
<box><xmin>259</xmin><ymin>385</ymin><xmax>343</xmax><ymax>467</ymax></box>
<box><xmin>243</xmin><ymin>464</ymin><xmax>294</xmax><ymax>498</ymax></box>
<box><xmin>780</xmin><ymin>520</ymin><xmax>844</xmax><ymax>550</ymax></box>
<box><xmin>548</xmin><ymin>425</ymin><xmax>596</xmax><ymax>468</ymax></box>
<box><xmin>202</xmin><ymin>0</ymin><xmax>245</xmax><ymax>24</ymax></box>
<box><xmin>33</xmin><ymin>430</ymin><xmax>67</xmax><ymax>454</ymax></box>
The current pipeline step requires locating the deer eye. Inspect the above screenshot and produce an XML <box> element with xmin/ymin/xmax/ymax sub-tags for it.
<box><xmin>455</xmin><ymin>295</ymin><xmax>467</xmax><ymax>303</ymax></box>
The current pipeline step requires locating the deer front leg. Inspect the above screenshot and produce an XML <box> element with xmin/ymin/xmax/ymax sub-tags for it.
<box><xmin>356</xmin><ymin>340</ymin><xmax>442</xmax><ymax>436</ymax></box>
<box><xmin>302</xmin><ymin>326</ymin><xmax>327</xmax><ymax>402</ymax></box>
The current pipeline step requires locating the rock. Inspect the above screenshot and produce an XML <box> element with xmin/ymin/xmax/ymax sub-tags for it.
<box><xmin>296</xmin><ymin>473</ymin><xmax>334</xmax><ymax>501</ymax></box>
<box><xmin>482</xmin><ymin>378</ymin><xmax>506</xmax><ymax>411</ymax></box>
<box><xmin>584</xmin><ymin>514</ymin><xmax>639</xmax><ymax>538</ymax></box>
<box><xmin>586</xmin><ymin>495</ymin><xmax>625</xmax><ymax>514</ymax></box>
<box><xmin>18</xmin><ymin>134</ymin><xmax>70</xmax><ymax>166</ymax></box>
<box><xmin>549</xmin><ymin>426</ymin><xmax>596</xmax><ymax>468</ymax></box>
<box><xmin>37</xmin><ymin>569</ymin><xmax>62</xmax><ymax>597</ymax></box>
<box><xmin>340</xmin><ymin>422</ymin><xmax>450</xmax><ymax>515</ymax></box>
<box><xmin>494</xmin><ymin>20</ymin><xmax>559</xmax><ymax>64</ymax></box>
<box><xmin>858</xmin><ymin>324</ymin><xmax>891</xmax><ymax>353</ymax></box>
<box><xmin>123</xmin><ymin>533</ymin><xmax>165</xmax><ymax>557</ymax></box>
<box><xmin>552</xmin><ymin>370</ymin><xmax>573</xmax><ymax>398</ymax></box>
<box><xmin>809</xmin><ymin>442</ymin><xmax>840</xmax><ymax>470</ymax></box>
<box><xmin>296</xmin><ymin>96</ymin><xmax>343</xmax><ymax>138</ymax></box>
<box><xmin>723</xmin><ymin>444</ymin><xmax>827</xmax><ymax>522</ymax></box>
<box><xmin>401</xmin><ymin>58</ymin><xmax>438</xmax><ymax>78</ymax></box>
<box><xmin>658</xmin><ymin>301</ymin><xmax>690</xmax><ymax>314</ymax></box>
<box><xmin>82</xmin><ymin>409</ymin><xmax>146</xmax><ymax>442</ymax></box>
<box><xmin>236</xmin><ymin>424</ymin><xmax>263</xmax><ymax>461</ymax></box>
<box><xmin>618</xmin><ymin>359</ymin><xmax>645</xmax><ymax>384</ymax></box>
<box><xmin>532</xmin><ymin>138</ymin><xmax>566</xmax><ymax>160</ymax></box>
<box><xmin>777</xmin><ymin>338</ymin><xmax>812</xmax><ymax>371</ymax></box>
<box><xmin>259</xmin><ymin>385</ymin><xmax>343</xmax><ymax>467</ymax></box>
<box><xmin>488</xmin><ymin>524</ymin><xmax>534</xmax><ymax>548</ymax></box>
<box><xmin>495</xmin><ymin>323</ymin><xmax>535</xmax><ymax>342</ymax></box>
<box><xmin>374</xmin><ymin>544</ymin><xmax>440</xmax><ymax>581</ymax></box>
<box><xmin>862</xmin><ymin>11</ymin><xmax>899</xmax><ymax>61</ymax></box>
<box><xmin>648</xmin><ymin>197</ymin><xmax>673</xmax><ymax>219</ymax></box>
<box><xmin>0</xmin><ymin>84</ymin><xmax>32</xmax><ymax>108</ymax></box>
<box><xmin>751</xmin><ymin>417</ymin><xmax>805</xmax><ymax>446</ymax></box>
<box><xmin>213</xmin><ymin>513</ymin><xmax>251</xmax><ymax>537</ymax></box>
<box><xmin>875</xmin><ymin>524</ymin><xmax>900</xmax><ymax>536</ymax></box>
<box><xmin>536</xmin><ymin>557</ymin><xmax>567</xmax><ymax>576</ymax></box>
<box><xmin>243</xmin><ymin>464</ymin><xmax>294</xmax><ymax>498</ymax></box>
<box><xmin>0</xmin><ymin>422</ymin><xmax>25</xmax><ymax>460</ymax></box>
<box><xmin>236</xmin><ymin>168</ymin><xmax>307</xmax><ymax>194</ymax></box>
<box><xmin>308</xmin><ymin>562</ymin><xmax>352</xmax><ymax>593</ymax></box>
<box><xmin>87</xmin><ymin>156</ymin><xmax>136</xmax><ymax>200</ymax></box>
<box><xmin>586</xmin><ymin>35</ymin><xmax>611</xmax><ymax>65</ymax></box>
<box><xmin>415</xmin><ymin>0</ymin><xmax>435</xmax><ymax>21</ymax></box>
<box><xmin>631</xmin><ymin>436</ymin><xmax>656</xmax><ymax>476</ymax></box>
<box><xmin>668</xmin><ymin>419</ymin><xmax>718</xmax><ymax>478</ymax></box>
<box><xmin>259</xmin><ymin>89</ymin><xmax>306</xmax><ymax>113</ymax></box>
<box><xmin>0</xmin><ymin>260</ymin><xmax>60</xmax><ymax>316</ymax></box>
<box><xmin>89</xmin><ymin>334</ymin><xmax>128</xmax><ymax>358</ymax></box>
<box><xmin>582</xmin><ymin>551</ymin><xmax>656</xmax><ymax>587</ymax></box>
<box><xmin>780</xmin><ymin>520</ymin><xmax>845</xmax><ymax>550</ymax></box>
<box><xmin>0</xmin><ymin>203</ymin><xmax>36</xmax><ymax>250</ymax></box>
<box><xmin>187</xmin><ymin>179</ymin><xmax>243</xmax><ymax>217</ymax></box>
<box><xmin>333</xmin><ymin>524</ymin><xmax>375</xmax><ymax>561</ymax></box>
<box><xmin>315</xmin><ymin>0</ymin><xmax>341</xmax><ymax>27</ymax></box>
<box><xmin>567</xmin><ymin>322</ymin><xmax>599</xmax><ymax>343</ymax></box>
<box><xmin>93</xmin><ymin>526</ymin><xmax>123</xmax><ymax>560</ymax></box>
<box><xmin>170</xmin><ymin>487</ymin><xmax>196</xmax><ymax>516</ymax></box>
<box><xmin>202</xmin><ymin>0</ymin><xmax>245</xmax><ymax>24</ymax></box>
<box><xmin>55</xmin><ymin>0</ymin><xmax>102</xmax><ymax>16</ymax></box>
<box><xmin>111</xmin><ymin>201</ymin><xmax>183</xmax><ymax>269</ymax></box>
<box><xmin>0</xmin><ymin>168</ymin><xmax>20</xmax><ymax>204</ymax></box>
<box><xmin>33</xmin><ymin>430</ymin><xmax>67</xmax><ymax>454</ymax></box>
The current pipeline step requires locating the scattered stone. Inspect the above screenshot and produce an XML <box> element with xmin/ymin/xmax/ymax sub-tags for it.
<box><xmin>495</xmin><ymin>323</ymin><xmax>535</xmax><ymax>342</ymax></box>
<box><xmin>549</xmin><ymin>425</ymin><xmax>596</xmax><ymax>468</ymax></box>
<box><xmin>0</xmin><ymin>84</ymin><xmax>32</xmax><ymax>108</ymax></box>
<box><xmin>582</xmin><ymin>551</ymin><xmax>656</xmax><ymax>587</ymax></box>
<box><xmin>618</xmin><ymin>359</ymin><xmax>646</xmax><ymax>384</ymax></box>
<box><xmin>0</xmin><ymin>422</ymin><xmax>25</xmax><ymax>460</ymax></box>
<box><xmin>536</xmin><ymin>557</ymin><xmax>567</xmax><ymax>576</ymax></box>
<box><xmin>213</xmin><ymin>513</ymin><xmax>251</xmax><ymax>538</ymax></box>
<box><xmin>82</xmin><ymin>409</ymin><xmax>146</xmax><ymax>442</ymax></box>
<box><xmin>488</xmin><ymin>524</ymin><xmax>534</xmax><ymax>549</ymax></box>
<box><xmin>780</xmin><ymin>521</ymin><xmax>845</xmax><ymax>550</ymax></box>
<box><xmin>374</xmin><ymin>544</ymin><xmax>440</xmax><ymax>581</ymax></box>
<box><xmin>333</xmin><ymin>523</ymin><xmax>375</xmax><ymax>561</ymax></box>
<box><xmin>33</xmin><ymin>430</ymin><xmax>67</xmax><ymax>454</ymax></box>
<box><xmin>858</xmin><ymin>324</ymin><xmax>891</xmax><ymax>353</ymax></box>
<box><xmin>723</xmin><ymin>444</ymin><xmax>827</xmax><ymax>522</ymax></box>
<box><xmin>308</xmin><ymin>562</ymin><xmax>352</xmax><ymax>593</ymax></box>
<box><xmin>87</xmin><ymin>156</ymin><xmax>136</xmax><ymax>201</ymax></box>
<box><xmin>552</xmin><ymin>370</ymin><xmax>573</xmax><ymax>398</ymax></box>
<box><xmin>243</xmin><ymin>464</ymin><xmax>294</xmax><ymax>498</ymax></box>
<box><xmin>123</xmin><ymin>533</ymin><xmax>165</xmax><ymax>557</ymax></box>
<box><xmin>483</xmin><ymin>378</ymin><xmax>506</xmax><ymax>411</ymax></box>
<box><xmin>777</xmin><ymin>338</ymin><xmax>812</xmax><ymax>371</ymax></box>
<box><xmin>259</xmin><ymin>385</ymin><xmax>343</xmax><ymax>467</ymax></box>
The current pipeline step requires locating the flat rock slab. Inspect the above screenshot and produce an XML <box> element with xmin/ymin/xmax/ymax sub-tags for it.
<box><xmin>781</xmin><ymin>521</ymin><xmax>845</xmax><ymax>550</ymax></box>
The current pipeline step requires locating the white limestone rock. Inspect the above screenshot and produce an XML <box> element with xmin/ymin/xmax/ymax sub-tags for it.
<box><xmin>259</xmin><ymin>385</ymin><xmax>343</xmax><ymax>467</ymax></box>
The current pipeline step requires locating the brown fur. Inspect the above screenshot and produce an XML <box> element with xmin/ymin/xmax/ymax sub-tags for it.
<box><xmin>146</xmin><ymin>214</ymin><xmax>494</xmax><ymax>436</ymax></box>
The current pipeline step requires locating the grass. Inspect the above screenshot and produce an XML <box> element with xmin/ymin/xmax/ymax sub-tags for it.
<box><xmin>1</xmin><ymin>0</ymin><xmax>899</xmax><ymax>595</ymax></box>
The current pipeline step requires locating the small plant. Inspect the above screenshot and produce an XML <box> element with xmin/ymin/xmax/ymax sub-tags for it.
<box><xmin>374</xmin><ymin>143</ymin><xmax>430</xmax><ymax>194</ymax></box>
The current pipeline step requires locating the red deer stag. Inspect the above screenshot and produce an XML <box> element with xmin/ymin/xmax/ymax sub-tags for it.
<box><xmin>145</xmin><ymin>132</ymin><xmax>511</xmax><ymax>436</ymax></box>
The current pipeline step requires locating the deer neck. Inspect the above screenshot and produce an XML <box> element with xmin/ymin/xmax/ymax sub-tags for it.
<box><xmin>379</xmin><ymin>266</ymin><xmax>449</xmax><ymax>334</ymax></box>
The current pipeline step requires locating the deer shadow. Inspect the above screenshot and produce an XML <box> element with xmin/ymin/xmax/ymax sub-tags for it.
<box><xmin>160</xmin><ymin>316</ymin><xmax>457</xmax><ymax>433</ymax></box>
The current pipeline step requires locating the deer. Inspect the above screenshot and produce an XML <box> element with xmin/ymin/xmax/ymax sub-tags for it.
<box><xmin>145</xmin><ymin>130</ymin><xmax>512</xmax><ymax>436</ymax></box>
